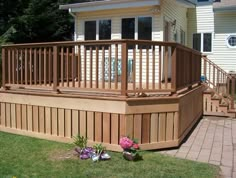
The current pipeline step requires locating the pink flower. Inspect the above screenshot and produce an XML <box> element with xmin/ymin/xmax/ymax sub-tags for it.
<box><xmin>119</xmin><ymin>137</ymin><xmax>133</xmax><ymax>149</ymax></box>
<box><xmin>133</xmin><ymin>144</ymin><xmax>139</xmax><ymax>149</ymax></box>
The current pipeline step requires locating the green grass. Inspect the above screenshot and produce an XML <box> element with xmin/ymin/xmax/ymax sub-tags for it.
<box><xmin>0</xmin><ymin>132</ymin><xmax>218</xmax><ymax>178</ymax></box>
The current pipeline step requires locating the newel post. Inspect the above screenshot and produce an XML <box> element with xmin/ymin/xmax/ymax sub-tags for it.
<box><xmin>53</xmin><ymin>45</ymin><xmax>59</xmax><ymax>93</ymax></box>
<box><xmin>171</xmin><ymin>46</ymin><xmax>177</xmax><ymax>93</ymax></box>
<box><xmin>121</xmin><ymin>42</ymin><xmax>128</xmax><ymax>97</ymax></box>
<box><xmin>2</xmin><ymin>47</ymin><xmax>6</xmax><ymax>89</ymax></box>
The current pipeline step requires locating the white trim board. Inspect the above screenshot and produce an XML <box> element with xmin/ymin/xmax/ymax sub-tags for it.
<box><xmin>60</xmin><ymin>0</ymin><xmax>160</xmax><ymax>13</ymax></box>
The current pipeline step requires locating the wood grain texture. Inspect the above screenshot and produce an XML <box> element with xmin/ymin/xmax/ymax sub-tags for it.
<box><xmin>111</xmin><ymin>113</ymin><xmax>119</xmax><ymax>144</ymax></box>
<box><xmin>95</xmin><ymin>112</ymin><xmax>102</xmax><ymax>142</ymax></box>
<box><xmin>45</xmin><ymin>107</ymin><xmax>51</xmax><ymax>134</ymax></box>
<box><xmin>39</xmin><ymin>106</ymin><xmax>45</xmax><ymax>133</ymax></box>
<box><xmin>21</xmin><ymin>104</ymin><xmax>27</xmax><ymax>130</ymax></box>
<box><xmin>133</xmin><ymin>114</ymin><xmax>142</xmax><ymax>143</ymax></box>
<box><xmin>72</xmin><ymin>110</ymin><xmax>79</xmax><ymax>137</ymax></box>
<box><xmin>51</xmin><ymin>108</ymin><xmax>58</xmax><ymax>136</ymax></box>
<box><xmin>65</xmin><ymin>109</ymin><xmax>72</xmax><ymax>138</ymax></box>
<box><xmin>158</xmin><ymin>113</ymin><xmax>166</xmax><ymax>142</ymax></box>
<box><xmin>16</xmin><ymin>104</ymin><xmax>22</xmax><ymax>129</ymax></box>
<box><xmin>33</xmin><ymin>106</ymin><xmax>39</xmax><ymax>132</ymax></box>
<box><xmin>58</xmin><ymin>108</ymin><xmax>65</xmax><ymax>137</ymax></box>
<box><xmin>27</xmin><ymin>105</ymin><xmax>33</xmax><ymax>131</ymax></box>
<box><xmin>103</xmin><ymin>113</ymin><xmax>111</xmax><ymax>143</ymax></box>
<box><xmin>87</xmin><ymin>111</ymin><xmax>94</xmax><ymax>141</ymax></box>
<box><xmin>150</xmin><ymin>113</ymin><xmax>158</xmax><ymax>143</ymax></box>
<box><xmin>11</xmin><ymin>104</ymin><xmax>16</xmax><ymax>128</ymax></box>
<box><xmin>142</xmin><ymin>114</ymin><xmax>151</xmax><ymax>144</ymax></box>
<box><xmin>79</xmin><ymin>111</ymin><xmax>86</xmax><ymax>137</ymax></box>
<box><xmin>166</xmin><ymin>112</ymin><xmax>174</xmax><ymax>141</ymax></box>
<box><xmin>6</xmin><ymin>103</ymin><xmax>11</xmax><ymax>127</ymax></box>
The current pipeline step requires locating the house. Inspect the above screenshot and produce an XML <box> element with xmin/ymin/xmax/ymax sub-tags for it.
<box><xmin>0</xmin><ymin>0</ymin><xmax>235</xmax><ymax>152</ymax></box>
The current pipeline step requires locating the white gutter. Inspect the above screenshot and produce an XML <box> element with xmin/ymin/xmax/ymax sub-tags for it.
<box><xmin>69</xmin><ymin>8</ymin><xmax>78</xmax><ymax>41</ymax></box>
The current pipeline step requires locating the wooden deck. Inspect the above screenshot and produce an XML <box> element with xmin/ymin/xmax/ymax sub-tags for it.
<box><xmin>0</xmin><ymin>40</ymin><xmax>204</xmax><ymax>151</ymax></box>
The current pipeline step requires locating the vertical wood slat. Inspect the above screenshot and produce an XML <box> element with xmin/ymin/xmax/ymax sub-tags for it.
<box><xmin>79</xmin><ymin>111</ymin><xmax>86</xmax><ymax>137</ymax></box>
<box><xmin>72</xmin><ymin>48</ymin><xmax>75</xmax><ymax>87</ymax></box>
<box><xmin>2</xmin><ymin>48</ymin><xmax>6</xmax><ymax>88</ymax></box>
<box><xmin>22</xmin><ymin>104</ymin><xmax>27</xmax><ymax>130</ymax></box>
<box><xmin>16</xmin><ymin>50</ymin><xmax>19</xmax><ymax>84</ymax></box>
<box><xmin>103</xmin><ymin>113</ymin><xmax>111</xmax><ymax>143</ymax></box>
<box><xmin>158</xmin><ymin>113</ymin><xmax>166</xmax><ymax>142</ymax></box>
<box><xmin>45</xmin><ymin>107</ymin><xmax>51</xmax><ymax>134</ymax></box>
<box><xmin>58</xmin><ymin>109</ymin><xmax>65</xmax><ymax>137</ymax></box>
<box><xmin>11</xmin><ymin>104</ymin><xmax>16</xmax><ymax>128</ymax></box>
<box><xmin>24</xmin><ymin>49</ymin><xmax>28</xmax><ymax>85</ymax></box>
<box><xmin>49</xmin><ymin>48</ymin><xmax>52</xmax><ymax>86</ymax></box>
<box><xmin>21</xmin><ymin>50</ymin><xmax>24</xmax><ymax>84</ymax></box>
<box><xmin>6</xmin><ymin>103</ymin><xmax>11</xmax><ymax>127</ymax></box>
<box><xmin>27</xmin><ymin>105</ymin><xmax>33</xmax><ymax>131</ymax></box>
<box><xmin>33</xmin><ymin>106</ymin><xmax>39</xmax><ymax>132</ymax></box>
<box><xmin>84</xmin><ymin>47</ymin><xmax>87</xmax><ymax>88</ymax></box>
<box><xmin>171</xmin><ymin>47</ymin><xmax>177</xmax><ymax>91</ymax></box>
<box><xmin>89</xmin><ymin>47</ymin><xmax>93</xmax><ymax>88</ymax></box>
<box><xmin>108</xmin><ymin>46</ymin><xmax>111</xmax><ymax>89</ymax></box>
<box><xmin>142</xmin><ymin>114</ymin><xmax>150</xmax><ymax>144</ymax></box>
<box><xmin>146</xmin><ymin>48</ymin><xmax>149</xmax><ymax>89</ymax></box>
<box><xmin>44</xmin><ymin>48</ymin><xmax>47</xmax><ymax>85</ymax></box>
<box><xmin>78</xmin><ymin>46</ymin><xmax>81</xmax><ymax>88</ymax></box>
<box><xmin>174</xmin><ymin>112</ymin><xmax>179</xmax><ymax>140</ymax></box>
<box><xmin>152</xmin><ymin>46</ymin><xmax>155</xmax><ymax>89</ymax></box>
<box><xmin>119</xmin><ymin>114</ymin><xmax>126</xmax><ymax>138</ymax></box>
<box><xmin>121</xmin><ymin>43</ymin><xmax>128</xmax><ymax>96</ymax></box>
<box><xmin>61</xmin><ymin>47</ymin><xmax>64</xmax><ymax>87</ymax></box>
<box><xmin>111</xmin><ymin>113</ymin><xmax>119</xmax><ymax>144</ymax></box>
<box><xmin>150</xmin><ymin>113</ymin><xmax>158</xmax><ymax>143</ymax></box>
<box><xmin>115</xmin><ymin>44</ymin><xmax>118</xmax><ymax>89</ymax></box>
<box><xmin>12</xmin><ymin>49</ymin><xmax>15</xmax><ymax>84</ymax></box>
<box><xmin>16</xmin><ymin>104</ymin><xmax>22</xmax><ymax>129</ymax></box>
<box><xmin>72</xmin><ymin>110</ymin><xmax>79</xmax><ymax>137</ymax></box>
<box><xmin>65</xmin><ymin>109</ymin><xmax>72</xmax><ymax>138</ymax></box>
<box><xmin>95</xmin><ymin>112</ymin><xmax>102</xmax><ymax>142</ymax></box>
<box><xmin>8</xmin><ymin>50</ymin><xmax>11</xmax><ymax>84</ymax></box>
<box><xmin>1</xmin><ymin>103</ymin><xmax>6</xmax><ymax>126</ymax></box>
<box><xmin>34</xmin><ymin>48</ymin><xmax>37</xmax><ymax>85</ymax></box>
<box><xmin>126</xmin><ymin>115</ymin><xmax>134</xmax><ymax>138</ymax></box>
<box><xmin>53</xmin><ymin>46</ymin><xmax>58</xmax><ymax>91</ymax></box>
<box><xmin>38</xmin><ymin>48</ymin><xmax>42</xmax><ymax>85</ymax></box>
<box><xmin>164</xmin><ymin>46</ymin><xmax>168</xmax><ymax>89</ymax></box>
<box><xmin>166</xmin><ymin>113</ymin><xmax>174</xmax><ymax>141</ymax></box>
<box><xmin>51</xmin><ymin>108</ymin><xmax>58</xmax><ymax>136</ymax></box>
<box><xmin>139</xmin><ymin>48</ymin><xmax>143</xmax><ymax>90</ymax></box>
<box><xmin>102</xmin><ymin>47</ymin><xmax>105</xmax><ymax>89</ymax></box>
<box><xmin>134</xmin><ymin>114</ymin><xmax>142</xmax><ymax>143</ymax></box>
<box><xmin>159</xmin><ymin>45</ymin><xmax>162</xmax><ymax>89</ymax></box>
<box><xmin>133</xmin><ymin>47</ymin><xmax>136</xmax><ymax>90</ymax></box>
<box><xmin>87</xmin><ymin>111</ymin><xmax>94</xmax><ymax>141</ymax></box>
<box><xmin>39</xmin><ymin>106</ymin><xmax>45</xmax><ymax>133</ymax></box>
<box><xmin>95</xmin><ymin>47</ymin><xmax>99</xmax><ymax>89</ymax></box>
<box><xmin>30</xmin><ymin>49</ymin><xmax>32</xmax><ymax>85</ymax></box>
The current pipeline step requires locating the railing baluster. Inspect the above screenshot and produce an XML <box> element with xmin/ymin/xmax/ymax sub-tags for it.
<box><xmin>159</xmin><ymin>45</ymin><xmax>162</xmax><ymax>90</ymax></box>
<box><xmin>66</xmin><ymin>47</ymin><xmax>69</xmax><ymax>87</ymax></box>
<box><xmin>21</xmin><ymin>49</ymin><xmax>23</xmax><ymax>84</ymax></box>
<box><xmin>95</xmin><ymin>46</ymin><xmax>99</xmax><ymax>89</ymax></box>
<box><xmin>16</xmin><ymin>50</ymin><xmax>19</xmax><ymax>84</ymax></box>
<box><xmin>152</xmin><ymin>45</ymin><xmax>155</xmax><ymax>90</ymax></box>
<box><xmin>12</xmin><ymin>49</ymin><xmax>15</xmax><ymax>84</ymax></box>
<box><xmin>108</xmin><ymin>46</ymin><xmax>111</xmax><ymax>89</ymax></box>
<box><xmin>164</xmin><ymin>46</ymin><xmax>168</xmax><ymax>89</ymax></box>
<box><xmin>30</xmin><ymin>48</ymin><xmax>32</xmax><ymax>85</ymax></box>
<box><xmin>139</xmin><ymin>47</ymin><xmax>142</xmax><ymax>90</ymax></box>
<box><xmin>133</xmin><ymin>46</ymin><xmax>136</xmax><ymax>91</ymax></box>
<box><xmin>39</xmin><ymin>48</ymin><xmax>42</xmax><ymax>85</ymax></box>
<box><xmin>78</xmin><ymin>45</ymin><xmax>81</xmax><ymax>88</ymax></box>
<box><xmin>2</xmin><ymin>48</ymin><xmax>6</xmax><ymax>89</ymax></box>
<box><xmin>89</xmin><ymin>47</ymin><xmax>93</xmax><ymax>88</ymax></box>
<box><xmin>53</xmin><ymin>45</ymin><xmax>58</xmax><ymax>92</ymax></box>
<box><xmin>115</xmin><ymin>44</ymin><xmax>118</xmax><ymax>90</ymax></box>
<box><xmin>72</xmin><ymin>47</ymin><xmax>75</xmax><ymax>88</ymax></box>
<box><xmin>49</xmin><ymin>48</ymin><xmax>52</xmax><ymax>86</ymax></box>
<box><xmin>102</xmin><ymin>47</ymin><xmax>105</xmax><ymax>89</ymax></box>
<box><xmin>171</xmin><ymin>46</ymin><xmax>177</xmax><ymax>92</ymax></box>
<box><xmin>84</xmin><ymin>47</ymin><xmax>87</xmax><ymax>88</ymax></box>
<box><xmin>146</xmin><ymin>48</ymin><xmax>149</xmax><ymax>89</ymax></box>
<box><xmin>43</xmin><ymin>48</ymin><xmax>47</xmax><ymax>86</ymax></box>
<box><xmin>8</xmin><ymin>49</ymin><xmax>11</xmax><ymax>84</ymax></box>
<box><xmin>60</xmin><ymin>47</ymin><xmax>64</xmax><ymax>87</ymax></box>
<box><xmin>121</xmin><ymin>42</ymin><xmax>128</xmax><ymax>97</ymax></box>
<box><xmin>34</xmin><ymin>48</ymin><xmax>37</xmax><ymax>85</ymax></box>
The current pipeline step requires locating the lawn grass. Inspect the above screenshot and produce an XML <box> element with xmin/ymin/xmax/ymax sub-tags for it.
<box><xmin>0</xmin><ymin>132</ymin><xmax>219</xmax><ymax>178</ymax></box>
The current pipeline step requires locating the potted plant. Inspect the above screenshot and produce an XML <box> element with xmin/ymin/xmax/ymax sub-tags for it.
<box><xmin>119</xmin><ymin>136</ymin><xmax>141</xmax><ymax>161</ymax></box>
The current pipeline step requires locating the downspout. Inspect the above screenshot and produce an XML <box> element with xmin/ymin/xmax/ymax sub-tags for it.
<box><xmin>69</xmin><ymin>8</ymin><xmax>78</xmax><ymax>41</ymax></box>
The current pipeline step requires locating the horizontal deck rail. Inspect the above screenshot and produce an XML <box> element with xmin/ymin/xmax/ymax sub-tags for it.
<box><xmin>1</xmin><ymin>40</ymin><xmax>202</xmax><ymax>97</ymax></box>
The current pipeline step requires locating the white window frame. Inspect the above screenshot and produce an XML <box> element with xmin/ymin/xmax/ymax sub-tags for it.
<box><xmin>226</xmin><ymin>34</ymin><xmax>236</xmax><ymax>48</ymax></box>
<box><xmin>192</xmin><ymin>32</ymin><xmax>213</xmax><ymax>53</ymax></box>
<box><xmin>84</xmin><ymin>19</ymin><xmax>112</xmax><ymax>40</ymax></box>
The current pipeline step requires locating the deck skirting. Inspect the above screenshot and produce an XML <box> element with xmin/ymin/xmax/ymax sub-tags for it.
<box><xmin>0</xmin><ymin>86</ymin><xmax>204</xmax><ymax>151</ymax></box>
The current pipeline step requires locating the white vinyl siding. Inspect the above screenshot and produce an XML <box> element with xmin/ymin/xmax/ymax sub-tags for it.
<box><xmin>161</xmin><ymin>0</ymin><xmax>188</xmax><ymax>43</ymax></box>
<box><xmin>207</xmin><ymin>13</ymin><xmax>236</xmax><ymax>72</ymax></box>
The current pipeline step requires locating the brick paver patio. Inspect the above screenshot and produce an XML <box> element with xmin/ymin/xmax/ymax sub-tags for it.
<box><xmin>159</xmin><ymin>116</ymin><xmax>236</xmax><ymax>178</ymax></box>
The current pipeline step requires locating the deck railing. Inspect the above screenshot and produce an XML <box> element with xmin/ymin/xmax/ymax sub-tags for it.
<box><xmin>202</xmin><ymin>55</ymin><xmax>235</xmax><ymax>109</ymax></box>
<box><xmin>1</xmin><ymin>40</ymin><xmax>202</xmax><ymax>97</ymax></box>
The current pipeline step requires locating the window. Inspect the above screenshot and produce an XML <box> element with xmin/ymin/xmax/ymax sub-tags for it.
<box><xmin>84</xmin><ymin>19</ymin><xmax>111</xmax><ymax>41</ymax></box>
<box><xmin>227</xmin><ymin>35</ymin><xmax>236</xmax><ymax>48</ymax></box>
<box><xmin>99</xmin><ymin>20</ymin><xmax>111</xmax><ymax>40</ymax></box>
<box><xmin>193</xmin><ymin>33</ymin><xmax>212</xmax><ymax>52</ymax></box>
<box><xmin>197</xmin><ymin>0</ymin><xmax>209</xmax><ymax>2</ymax></box>
<box><xmin>138</xmin><ymin>17</ymin><xmax>152</xmax><ymax>41</ymax></box>
<box><xmin>85</xmin><ymin>21</ymin><xmax>96</xmax><ymax>40</ymax></box>
<box><xmin>122</xmin><ymin>18</ymin><xmax>135</xmax><ymax>39</ymax></box>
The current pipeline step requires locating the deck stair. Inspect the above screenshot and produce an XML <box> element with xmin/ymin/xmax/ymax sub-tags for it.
<box><xmin>202</xmin><ymin>56</ymin><xmax>236</xmax><ymax>118</ymax></box>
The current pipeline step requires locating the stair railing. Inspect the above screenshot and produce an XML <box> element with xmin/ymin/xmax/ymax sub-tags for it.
<box><xmin>202</xmin><ymin>55</ymin><xmax>235</xmax><ymax>109</ymax></box>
